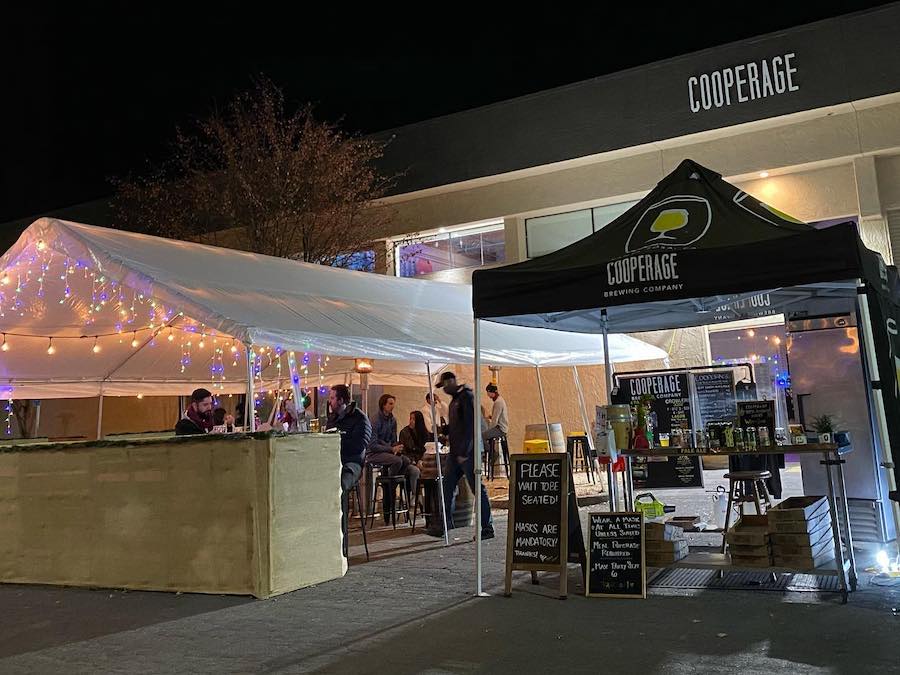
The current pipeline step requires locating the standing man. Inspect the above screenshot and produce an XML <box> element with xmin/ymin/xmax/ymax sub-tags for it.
<box><xmin>427</xmin><ymin>372</ymin><xmax>494</xmax><ymax>540</ymax></box>
<box><xmin>420</xmin><ymin>392</ymin><xmax>448</xmax><ymax>434</ymax></box>
<box><xmin>175</xmin><ymin>388</ymin><xmax>215</xmax><ymax>435</ymax></box>
<box><xmin>327</xmin><ymin>384</ymin><xmax>371</xmax><ymax>557</ymax></box>
<box><xmin>482</xmin><ymin>383</ymin><xmax>509</xmax><ymax>443</ymax></box>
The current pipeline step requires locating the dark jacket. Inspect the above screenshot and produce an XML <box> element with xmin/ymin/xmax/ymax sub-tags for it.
<box><xmin>399</xmin><ymin>426</ymin><xmax>426</xmax><ymax>462</ymax></box>
<box><xmin>175</xmin><ymin>416</ymin><xmax>206</xmax><ymax>436</ymax></box>
<box><xmin>370</xmin><ymin>411</ymin><xmax>398</xmax><ymax>454</ymax></box>
<box><xmin>444</xmin><ymin>385</ymin><xmax>475</xmax><ymax>460</ymax></box>
<box><xmin>328</xmin><ymin>402</ymin><xmax>371</xmax><ymax>466</ymax></box>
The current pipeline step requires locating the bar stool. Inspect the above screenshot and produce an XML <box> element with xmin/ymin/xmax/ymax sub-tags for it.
<box><xmin>567</xmin><ymin>433</ymin><xmax>595</xmax><ymax>484</ymax></box>
<box><xmin>720</xmin><ymin>470</ymin><xmax>773</xmax><ymax>554</ymax></box>
<box><xmin>348</xmin><ymin>482</ymin><xmax>369</xmax><ymax>562</ymax></box>
<box><xmin>372</xmin><ymin>474</ymin><xmax>411</xmax><ymax>529</ymax></box>
<box><xmin>365</xmin><ymin>463</ymin><xmax>386</xmax><ymax>524</ymax></box>
<box><xmin>486</xmin><ymin>435</ymin><xmax>510</xmax><ymax>480</ymax></box>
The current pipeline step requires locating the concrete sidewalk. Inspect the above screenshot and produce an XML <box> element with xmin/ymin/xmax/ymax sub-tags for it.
<box><xmin>1</xmin><ymin>511</ymin><xmax>898</xmax><ymax>674</ymax></box>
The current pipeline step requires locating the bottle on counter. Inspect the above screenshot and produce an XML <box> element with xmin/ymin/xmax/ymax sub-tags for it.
<box><xmin>747</xmin><ymin>427</ymin><xmax>758</xmax><ymax>450</ymax></box>
<box><xmin>723</xmin><ymin>424</ymin><xmax>735</xmax><ymax>448</ymax></box>
<box><xmin>758</xmin><ymin>426</ymin><xmax>771</xmax><ymax>447</ymax></box>
<box><xmin>735</xmin><ymin>427</ymin><xmax>745</xmax><ymax>450</ymax></box>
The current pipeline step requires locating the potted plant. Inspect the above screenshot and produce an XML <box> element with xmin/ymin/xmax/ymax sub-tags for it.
<box><xmin>811</xmin><ymin>414</ymin><xmax>835</xmax><ymax>444</ymax></box>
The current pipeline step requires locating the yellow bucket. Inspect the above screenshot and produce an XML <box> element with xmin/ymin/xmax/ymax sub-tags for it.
<box><xmin>523</xmin><ymin>439</ymin><xmax>550</xmax><ymax>454</ymax></box>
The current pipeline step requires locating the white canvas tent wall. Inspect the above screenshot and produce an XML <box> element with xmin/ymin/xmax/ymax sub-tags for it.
<box><xmin>0</xmin><ymin>219</ymin><xmax>666</xmax><ymax>399</ymax></box>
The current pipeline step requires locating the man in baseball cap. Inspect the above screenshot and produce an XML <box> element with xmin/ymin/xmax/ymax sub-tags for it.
<box><xmin>428</xmin><ymin>372</ymin><xmax>494</xmax><ymax>540</ymax></box>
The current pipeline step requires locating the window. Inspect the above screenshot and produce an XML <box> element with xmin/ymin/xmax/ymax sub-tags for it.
<box><xmin>525</xmin><ymin>200</ymin><xmax>638</xmax><ymax>258</ymax></box>
<box><xmin>332</xmin><ymin>250</ymin><xmax>375</xmax><ymax>272</ymax></box>
<box><xmin>395</xmin><ymin>223</ymin><xmax>505</xmax><ymax>278</ymax></box>
<box><xmin>525</xmin><ymin>209</ymin><xmax>592</xmax><ymax>258</ymax></box>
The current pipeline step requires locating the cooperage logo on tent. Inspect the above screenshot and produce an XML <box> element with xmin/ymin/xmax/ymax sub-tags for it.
<box><xmin>625</xmin><ymin>195</ymin><xmax>712</xmax><ymax>253</ymax></box>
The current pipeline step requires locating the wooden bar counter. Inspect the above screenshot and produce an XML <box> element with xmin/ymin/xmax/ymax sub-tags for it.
<box><xmin>0</xmin><ymin>431</ymin><xmax>345</xmax><ymax>598</ymax></box>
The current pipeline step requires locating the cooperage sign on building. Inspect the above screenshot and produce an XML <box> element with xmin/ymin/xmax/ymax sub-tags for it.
<box><xmin>688</xmin><ymin>53</ymin><xmax>800</xmax><ymax>113</ymax></box>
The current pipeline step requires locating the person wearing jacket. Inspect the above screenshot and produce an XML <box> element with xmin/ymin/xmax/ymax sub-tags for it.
<box><xmin>399</xmin><ymin>410</ymin><xmax>429</xmax><ymax>463</ymax></box>
<box><xmin>426</xmin><ymin>372</ymin><xmax>494</xmax><ymax>540</ymax></box>
<box><xmin>175</xmin><ymin>388</ymin><xmax>215</xmax><ymax>435</ymax></box>
<box><xmin>327</xmin><ymin>384</ymin><xmax>371</xmax><ymax>557</ymax></box>
<box><xmin>368</xmin><ymin>394</ymin><xmax>420</xmax><ymax>522</ymax></box>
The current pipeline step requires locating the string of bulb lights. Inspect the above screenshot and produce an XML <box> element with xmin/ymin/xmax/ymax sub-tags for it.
<box><xmin>0</xmin><ymin>236</ymin><xmax>335</xmax><ymax>430</ymax></box>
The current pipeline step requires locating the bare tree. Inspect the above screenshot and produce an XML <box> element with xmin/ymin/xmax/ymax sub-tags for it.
<box><xmin>112</xmin><ymin>78</ymin><xmax>396</xmax><ymax>267</ymax></box>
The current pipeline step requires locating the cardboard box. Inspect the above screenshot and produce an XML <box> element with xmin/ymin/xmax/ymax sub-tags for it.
<box><xmin>767</xmin><ymin>496</ymin><xmax>828</xmax><ymax>523</ymax></box>
<box><xmin>771</xmin><ymin>526</ymin><xmax>834</xmax><ymax>558</ymax></box>
<box><xmin>645</xmin><ymin>521</ymin><xmax>684</xmax><ymax>541</ymax></box>
<box><xmin>645</xmin><ymin>539</ymin><xmax>689</xmax><ymax>553</ymax></box>
<box><xmin>768</xmin><ymin>508</ymin><xmax>831</xmax><ymax>535</ymax></box>
<box><xmin>730</xmin><ymin>553</ymin><xmax>773</xmax><ymax>568</ymax></box>
<box><xmin>725</xmin><ymin>515</ymin><xmax>769</xmax><ymax>546</ymax></box>
<box><xmin>727</xmin><ymin>542</ymin><xmax>771</xmax><ymax>558</ymax></box>
<box><xmin>773</xmin><ymin>547</ymin><xmax>836</xmax><ymax>571</ymax></box>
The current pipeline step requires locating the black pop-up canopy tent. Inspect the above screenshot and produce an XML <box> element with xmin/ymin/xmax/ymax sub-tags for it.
<box><xmin>473</xmin><ymin>159</ymin><xmax>900</xmax><ymax>503</ymax></box>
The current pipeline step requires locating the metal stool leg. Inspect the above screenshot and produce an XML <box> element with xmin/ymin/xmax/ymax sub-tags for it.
<box><xmin>353</xmin><ymin>484</ymin><xmax>369</xmax><ymax>562</ymax></box>
<box><xmin>720</xmin><ymin>480</ymin><xmax>737</xmax><ymax>554</ymax></box>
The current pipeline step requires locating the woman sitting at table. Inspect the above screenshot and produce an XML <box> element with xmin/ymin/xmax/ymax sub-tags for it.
<box><xmin>399</xmin><ymin>410</ymin><xmax>429</xmax><ymax>463</ymax></box>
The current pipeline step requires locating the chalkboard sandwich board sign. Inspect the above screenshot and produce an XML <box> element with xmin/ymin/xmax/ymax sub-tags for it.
<box><xmin>586</xmin><ymin>511</ymin><xmax>646</xmax><ymax>599</ymax></box>
<box><xmin>505</xmin><ymin>453</ymin><xmax>570</xmax><ymax>599</ymax></box>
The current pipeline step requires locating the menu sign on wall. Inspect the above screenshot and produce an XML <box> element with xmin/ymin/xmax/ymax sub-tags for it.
<box><xmin>695</xmin><ymin>371</ymin><xmax>737</xmax><ymax>426</ymax></box>
<box><xmin>612</xmin><ymin>373</ymin><xmax>692</xmax><ymax>435</ymax></box>
<box><xmin>586</xmin><ymin>512</ymin><xmax>646</xmax><ymax>599</ymax></box>
<box><xmin>614</xmin><ymin>373</ymin><xmax>701</xmax><ymax>489</ymax></box>
<box><xmin>737</xmin><ymin>400</ymin><xmax>777</xmax><ymax>447</ymax></box>
<box><xmin>505</xmin><ymin>454</ymin><xmax>570</xmax><ymax>598</ymax></box>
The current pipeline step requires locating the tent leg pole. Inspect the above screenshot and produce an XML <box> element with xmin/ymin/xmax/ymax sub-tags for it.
<box><xmin>535</xmin><ymin>366</ymin><xmax>551</xmax><ymax>443</ymax></box>
<box><xmin>247</xmin><ymin>346</ymin><xmax>256</xmax><ymax>432</ymax></box>
<box><xmin>573</xmin><ymin>367</ymin><xmax>596</xmax><ymax>486</ymax></box>
<box><xmin>601</xmin><ymin>310</ymin><xmax>620</xmax><ymax>511</ymax></box>
<box><xmin>426</xmin><ymin>361</ymin><xmax>450</xmax><ymax>546</ymax></box>
<box><xmin>474</xmin><ymin>319</ymin><xmax>487</xmax><ymax>596</ymax></box>
<box><xmin>96</xmin><ymin>389</ymin><xmax>104</xmax><ymax>441</ymax></box>
<box><xmin>856</xmin><ymin>286</ymin><xmax>900</xmax><ymax>551</ymax></box>
<box><xmin>572</xmin><ymin>366</ymin><xmax>593</xmax><ymax>450</ymax></box>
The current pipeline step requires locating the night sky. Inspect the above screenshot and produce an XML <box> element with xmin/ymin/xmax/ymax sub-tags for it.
<box><xmin>2</xmin><ymin>2</ymin><xmax>893</xmax><ymax>227</ymax></box>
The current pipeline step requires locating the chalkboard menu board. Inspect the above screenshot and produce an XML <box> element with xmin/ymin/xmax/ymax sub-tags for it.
<box><xmin>737</xmin><ymin>400</ymin><xmax>777</xmax><ymax>446</ymax></box>
<box><xmin>613</xmin><ymin>372</ymin><xmax>702</xmax><ymax>489</ymax></box>
<box><xmin>695</xmin><ymin>371</ymin><xmax>737</xmax><ymax>426</ymax></box>
<box><xmin>612</xmin><ymin>373</ymin><xmax>692</xmax><ymax>435</ymax></box>
<box><xmin>586</xmin><ymin>512</ymin><xmax>646</xmax><ymax>599</ymax></box>
<box><xmin>632</xmin><ymin>454</ymin><xmax>704</xmax><ymax>489</ymax></box>
<box><xmin>505</xmin><ymin>453</ymin><xmax>570</xmax><ymax>598</ymax></box>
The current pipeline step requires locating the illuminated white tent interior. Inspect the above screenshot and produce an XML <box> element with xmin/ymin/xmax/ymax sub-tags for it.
<box><xmin>0</xmin><ymin>218</ymin><xmax>667</xmax><ymax>402</ymax></box>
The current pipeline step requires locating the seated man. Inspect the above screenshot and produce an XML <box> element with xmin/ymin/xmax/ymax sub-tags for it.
<box><xmin>368</xmin><ymin>394</ymin><xmax>420</xmax><ymax>521</ymax></box>
<box><xmin>175</xmin><ymin>388</ymin><xmax>215</xmax><ymax>435</ymax></box>
<box><xmin>327</xmin><ymin>385</ymin><xmax>371</xmax><ymax>557</ymax></box>
<box><xmin>482</xmin><ymin>383</ymin><xmax>509</xmax><ymax>443</ymax></box>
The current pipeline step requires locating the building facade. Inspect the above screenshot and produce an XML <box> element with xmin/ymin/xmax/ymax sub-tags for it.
<box><xmin>365</xmin><ymin>4</ymin><xmax>900</xmax><ymax>453</ymax></box>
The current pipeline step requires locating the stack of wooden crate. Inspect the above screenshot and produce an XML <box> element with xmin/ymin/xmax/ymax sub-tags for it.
<box><xmin>726</xmin><ymin>514</ymin><xmax>772</xmax><ymax>567</ymax></box>
<box><xmin>767</xmin><ymin>496</ymin><xmax>835</xmax><ymax>570</ymax></box>
<box><xmin>645</xmin><ymin>521</ymin><xmax>689</xmax><ymax>566</ymax></box>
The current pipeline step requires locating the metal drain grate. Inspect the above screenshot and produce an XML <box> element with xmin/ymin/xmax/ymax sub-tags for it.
<box><xmin>649</xmin><ymin>567</ymin><xmax>841</xmax><ymax>593</ymax></box>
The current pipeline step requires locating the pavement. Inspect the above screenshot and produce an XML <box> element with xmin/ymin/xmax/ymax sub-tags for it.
<box><xmin>2</xmin><ymin>499</ymin><xmax>899</xmax><ymax>674</ymax></box>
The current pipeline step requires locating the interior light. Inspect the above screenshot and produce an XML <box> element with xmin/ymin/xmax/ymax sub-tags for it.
<box><xmin>759</xmin><ymin>171</ymin><xmax>769</xmax><ymax>178</ymax></box>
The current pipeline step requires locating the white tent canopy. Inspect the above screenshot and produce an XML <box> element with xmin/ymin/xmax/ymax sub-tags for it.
<box><xmin>0</xmin><ymin>218</ymin><xmax>666</xmax><ymax>398</ymax></box>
